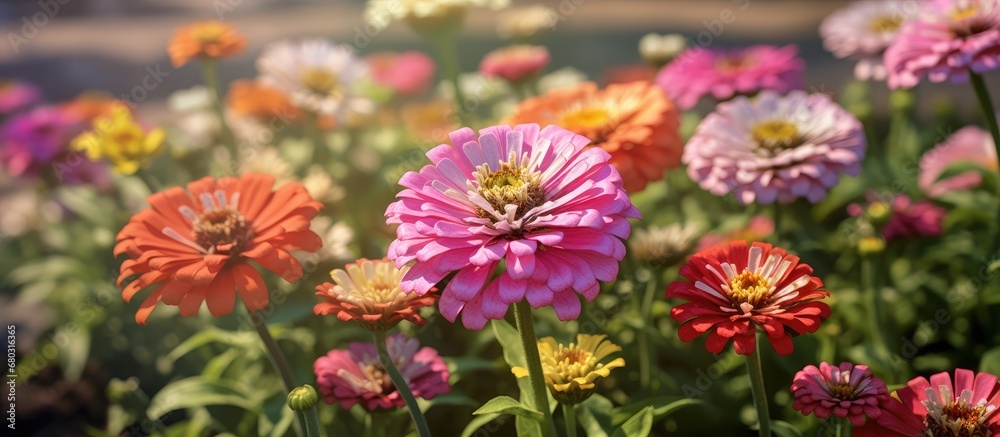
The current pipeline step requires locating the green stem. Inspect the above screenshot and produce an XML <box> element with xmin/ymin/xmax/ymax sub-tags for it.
<box><xmin>431</xmin><ymin>35</ymin><xmax>471</xmax><ymax>126</ymax></box>
<box><xmin>373</xmin><ymin>330</ymin><xmax>431</xmax><ymax>437</ymax></box>
<box><xmin>295</xmin><ymin>408</ymin><xmax>321</xmax><ymax>437</ymax></box>
<box><xmin>253</xmin><ymin>316</ymin><xmax>304</xmax><ymax>437</ymax></box>
<box><xmin>513</xmin><ymin>300</ymin><xmax>558</xmax><ymax>437</ymax></box>
<box><xmin>969</xmin><ymin>72</ymin><xmax>1000</xmax><ymax>243</ymax></box>
<box><xmin>862</xmin><ymin>256</ymin><xmax>894</xmax><ymax>378</ymax></box>
<box><xmin>745</xmin><ymin>333</ymin><xmax>771</xmax><ymax>437</ymax></box>
<box><xmin>200</xmin><ymin>60</ymin><xmax>239</xmax><ymax>163</ymax></box>
<box><xmin>638</xmin><ymin>275</ymin><xmax>658</xmax><ymax>392</ymax></box>
<box><xmin>304</xmin><ymin>111</ymin><xmax>329</xmax><ymax>164</ymax></box>
<box><xmin>835</xmin><ymin>420</ymin><xmax>842</xmax><ymax>437</ymax></box>
<box><xmin>562</xmin><ymin>403</ymin><xmax>578</xmax><ymax>437</ymax></box>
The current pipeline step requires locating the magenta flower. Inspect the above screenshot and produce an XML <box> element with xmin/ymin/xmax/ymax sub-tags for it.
<box><xmin>684</xmin><ymin>90</ymin><xmax>866</xmax><ymax>205</ymax></box>
<box><xmin>0</xmin><ymin>80</ymin><xmax>41</xmax><ymax>115</ymax></box>
<box><xmin>313</xmin><ymin>334</ymin><xmax>450</xmax><ymax>411</ymax></box>
<box><xmin>856</xmin><ymin>369</ymin><xmax>1000</xmax><ymax>437</ymax></box>
<box><xmin>385</xmin><ymin>124</ymin><xmax>639</xmax><ymax>329</ymax></box>
<box><xmin>655</xmin><ymin>45</ymin><xmax>805</xmax><ymax>110</ymax></box>
<box><xmin>0</xmin><ymin>106</ymin><xmax>75</xmax><ymax>177</ymax></box>
<box><xmin>367</xmin><ymin>51</ymin><xmax>436</xmax><ymax>97</ymax></box>
<box><xmin>820</xmin><ymin>0</ymin><xmax>917</xmax><ymax>81</ymax></box>
<box><xmin>885</xmin><ymin>0</ymin><xmax>1000</xmax><ymax>89</ymax></box>
<box><xmin>848</xmin><ymin>193</ymin><xmax>947</xmax><ymax>241</ymax></box>
<box><xmin>919</xmin><ymin>125</ymin><xmax>997</xmax><ymax>197</ymax></box>
<box><xmin>479</xmin><ymin>45</ymin><xmax>551</xmax><ymax>83</ymax></box>
<box><xmin>791</xmin><ymin>362</ymin><xmax>889</xmax><ymax>426</ymax></box>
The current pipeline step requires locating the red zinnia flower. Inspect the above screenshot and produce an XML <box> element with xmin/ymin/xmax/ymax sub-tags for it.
<box><xmin>665</xmin><ymin>241</ymin><xmax>830</xmax><ymax>355</ymax></box>
<box><xmin>116</xmin><ymin>173</ymin><xmax>322</xmax><ymax>324</ymax></box>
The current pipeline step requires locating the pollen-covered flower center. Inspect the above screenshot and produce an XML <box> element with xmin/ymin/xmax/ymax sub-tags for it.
<box><xmin>192</xmin><ymin>208</ymin><xmax>252</xmax><ymax>254</ymax></box>
<box><xmin>717</xmin><ymin>55</ymin><xmax>754</xmax><ymax>71</ymax></box>
<box><xmin>728</xmin><ymin>270</ymin><xmax>772</xmax><ymax>310</ymax></box>
<box><xmin>347</xmin><ymin>281</ymin><xmax>400</xmax><ymax>305</ymax></box>
<box><xmin>300</xmin><ymin>68</ymin><xmax>342</xmax><ymax>97</ymax></box>
<box><xmin>550</xmin><ymin>346</ymin><xmax>598</xmax><ymax>380</ymax></box>
<box><xmin>828</xmin><ymin>383</ymin><xmax>858</xmax><ymax>399</ymax></box>
<box><xmin>870</xmin><ymin>15</ymin><xmax>902</xmax><ymax>33</ymax></box>
<box><xmin>752</xmin><ymin>120</ymin><xmax>802</xmax><ymax>152</ymax></box>
<box><xmin>560</xmin><ymin>107</ymin><xmax>612</xmax><ymax>130</ymax></box>
<box><xmin>363</xmin><ymin>364</ymin><xmax>395</xmax><ymax>393</ymax></box>
<box><xmin>924</xmin><ymin>398</ymin><xmax>991</xmax><ymax>437</ymax></box>
<box><xmin>949</xmin><ymin>4</ymin><xmax>993</xmax><ymax>37</ymax></box>
<box><xmin>191</xmin><ymin>23</ymin><xmax>226</xmax><ymax>44</ymax></box>
<box><xmin>474</xmin><ymin>161</ymin><xmax>545</xmax><ymax>220</ymax></box>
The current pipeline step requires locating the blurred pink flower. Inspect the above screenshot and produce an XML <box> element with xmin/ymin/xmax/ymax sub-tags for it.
<box><xmin>313</xmin><ymin>334</ymin><xmax>450</xmax><ymax>411</ymax></box>
<box><xmin>695</xmin><ymin>215</ymin><xmax>774</xmax><ymax>251</ymax></box>
<box><xmin>0</xmin><ymin>80</ymin><xmax>41</xmax><ymax>115</ymax></box>
<box><xmin>684</xmin><ymin>90</ymin><xmax>866</xmax><ymax>205</ymax></box>
<box><xmin>367</xmin><ymin>51</ymin><xmax>437</xmax><ymax>97</ymax></box>
<box><xmin>855</xmin><ymin>369</ymin><xmax>1000</xmax><ymax>437</ymax></box>
<box><xmin>791</xmin><ymin>362</ymin><xmax>889</xmax><ymax>426</ymax></box>
<box><xmin>919</xmin><ymin>125</ymin><xmax>997</xmax><ymax>197</ymax></box>
<box><xmin>479</xmin><ymin>45</ymin><xmax>550</xmax><ymax>83</ymax></box>
<box><xmin>0</xmin><ymin>106</ymin><xmax>75</xmax><ymax>177</ymax></box>
<box><xmin>885</xmin><ymin>0</ymin><xmax>1000</xmax><ymax>89</ymax></box>
<box><xmin>848</xmin><ymin>193</ymin><xmax>947</xmax><ymax>241</ymax></box>
<box><xmin>655</xmin><ymin>45</ymin><xmax>805</xmax><ymax>110</ymax></box>
<box><xmin>385</xmin><ymin>124</ymin><xmax>639</xmax><ymax>329</ymax></box>
<box><xmin>819</xmin><ymin>0</ymin><xmax>916</xmax><ymax>81</ymax></box>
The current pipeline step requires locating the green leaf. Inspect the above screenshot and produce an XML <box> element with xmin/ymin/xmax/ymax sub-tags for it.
<box><xmin>980</xmin><ymin>347</ymin><xmax>1000</xmax><ymax>375</ymax></box>
<box><xmin>473</xmin><ymin>396</ymin><xmax>542</xmax><ymax>420</ymax></box>
<box><xmin>612</xmin><ymin>396</ymin><xmax>702</xmax><ymax>425</ymax></box>
<box><xmin>771</xmin><ymin>420</ymin><xmax>805</xmax><ymax>437</ymax></box>
<box><xmin>577</xmin><ymin>394</ymin><xmax>614</xmax><ymax>437</ymax></box>
<box><xmin>57</xmin><ymin>325</ymin><xmax>90</xmax><ymax>381</ymax></box>
<box><xmin>147</xmin><ymin>377</ymin><xmax>261</xmax><ymax>419</ymax></box>
<box><xmin>611</xmin><ymin>406</ymin><xmax>654</xmax><ymax>437</ymax></box>
<box><xmin>460</xmin><ymin>413</ymin><xmax>503</xmax><ymax>437</ymax></box>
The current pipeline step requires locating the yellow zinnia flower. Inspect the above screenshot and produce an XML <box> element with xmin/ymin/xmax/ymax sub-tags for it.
<box><xmin>513</xmin><ymin>334</ymin><xmax>625</xmax><ymax>405</ymax></box>
<box><xmin>70</xmin><ymin>105</ymin><xmax>165</xmax><ymax>175</ymax></box>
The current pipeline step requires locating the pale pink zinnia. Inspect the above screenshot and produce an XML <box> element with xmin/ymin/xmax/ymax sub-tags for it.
<box><xmin>684</xmin><ymin>90</ymin><xmax>866</xmax><ymax>205</ymax></box>
<box><xmin>820</xmin><ymin>0</ymin><xmax>917</xmax><ymax>81</ymax></box>
<box><xmin>655</xmin><ymin>45</ymin><xmax>806</xmax><ymax>110</ymax></box>
<box><xmin>919</xmin><ymin>125</ymin><xmax>998</xmax><ymax>197</ymax></box>
<box><xmin>885</xmin><ymin>0</ymin><xmax>1000</xmax><ymax>89</ymax></box>
<box><xmin>366</xmin><ymin>51</ymin><xmax>436</xmax><ymax>97</ymax></box>
<box><xmin>856</xmin><ymin>369</ymin><xmax>1000</xmax><ymax>437</ymax></box>
<box><xmin>791</xmin><ymin>362</ymin><xmax>889</xmax><ymax>426</ymax></box>
<box><xmin>313</xmin><ymin>334</ymin><xmax>450</xmax><ymax>411</ymax></box>
<box><xmin>479</xmin><ymin>45</ymin><xmax>551</xmax><ymax>83</ymax></box>
<box><xmin>385</xmin><ymin>124</ymin><xmax>639</xmax><ymax>329</ymax></box>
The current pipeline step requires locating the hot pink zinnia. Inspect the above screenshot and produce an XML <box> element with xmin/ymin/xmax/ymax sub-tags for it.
<box><xmin>385</xmin><ymin>124</ymin><xmax>639</xmax><ymax>329</ymax></box>
<box><xmin>820</xmin><ymin>0</ymin><xmax>917</xmax><ymax>81</ymax></box>
<box><xmin>479</xmin><ymin>45</ymin><xmax>551</xmax><ymax>83</ymax></box>
<box><xmin>0</xmin><ymin>106</ymin><xmax>75</xmax><ymax>178</ymax></box>
<box><xmin>684</xmin><ymin>90</ymin><xmax>866</xmax><ymax>205</ymax></box>
<box><xmin>791</xmin><ymin>362</ymin><xmax>889</xmax><ymax>426</ymax></box>
<box><xmin>848</xmin><ymin>193</ymin><xmax>947</xmax><ymax>241</ymax></box>
<box><xmin>856</xmin><ymin>369</ymin><xmax>1000</xmax><ymax>437</ymax></box>
<box><xmin>366</xmin><ymin>51</ymin><xmax>436</xmax><ymax>97</ymax></box>
<box><xmin>885</xmin><ymin>0</ymin><xmax>1000</xmax><ymax>89</ymax></box>
<box><xmin>920</xmin><ymin>126</ymin><xmax>998</xmax><ymax>197</ymax></box>
<box><xmin>313</xmin><ymin>334</ymin><xmax>450</xmax><ymax>411</ymax></box>
<box><xmin>0</xmin><ymin>80</ymin><xmax>41</xmax><ymax>115</ymax></box>
<box><xmin>655</xmin><ymin>44</ymin><xmax>805</xmax><ymax>110</ymax></box>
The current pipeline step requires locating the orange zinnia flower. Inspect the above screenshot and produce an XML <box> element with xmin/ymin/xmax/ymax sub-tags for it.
<box><xmin>227</xmin><ymin>79</ymin><xmax>302</xmax><ymax>122</ymax></box>
<box><xmin>116</xmin><ymin>173</ymin><xmax>322</xmax><ymax>324</ymax></box>
<box><xmin>168</xmin><ymin>20</ymin><xmax>247</xmax><ymax>68</ymax></box>
<box><xmin>314</xmin><ymin>258</ymin><xmax>436</xmax><ymax>332</ymax></box>
<box><xmin>504</xmin><ymin>81</ymin><xmax>683</xmax><ymax>192</ymax></box>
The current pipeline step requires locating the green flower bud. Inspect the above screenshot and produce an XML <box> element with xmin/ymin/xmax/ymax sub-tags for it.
<box><xmin>287</xmin><ymin>384</ymin><xmax>319</xmax><ymax>411</ymax></box>
<box><xmin>858</xmin><ymin>236</ymin><xmax>886</xmax><ymax>257</ymax></box>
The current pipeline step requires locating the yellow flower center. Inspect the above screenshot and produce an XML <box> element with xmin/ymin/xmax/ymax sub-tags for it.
<box><xmin>355</xmin><ymin>281</ymin><xmax>400</xmax><ymax>305</ymax></box>
<box><xmin>550</xmin><ymin>346</ymin><xmax>598</xmax><ymax>381</ymax></box>
<box><xmin>300</xmin><ymin>68</ymin><xmax>342</xmax><ymax>97</ymax></box>
<box><xmin>828</xmin><ymin>383</ymin><xmax>858</xmax><ymax>399</ymax></box>
<box><xmin>925</xmin><ymin>400</ymin><xmax>990</xmax><ymax>437</ymax></box>
<box><xmin>363</xmin><ymin>364</ymin><xmax>395</xmax><ymax>393</ymax></box>
<box><xmin>559</xmin><ymin>107</ymin><xmax>612</xmax><ymax>130</ymax></box>
<box><xmin>191</xmin><ymin>23</ymin><xmax>226</xmax><ymax>44</ymax></box>
<box><xmin>474</xmin><ymin>160</ymin><xmax>545</xmax><ymax>221</ymax></box>
<box><xmin>752</xmin><ymin>120</ymin><xmax>801</xmax><ymax>152</ymax></box>
<box><xmin>952</xmin><ymin>5</ymin><xmax>981</xmax><ymax>22</ymax></box>
<box><xmin>870</xmin><ymin>15</ymin><xmax>902</xmax><ymax>33</ymax></box>
<box><xmin>728</xmin><ymin>270</ymin><xmax>772</xmax><ymax>309</ymax></box>
<box><xmin>192</xmin><ymin>208</ymin><xmax>253</xmax><ymax>254</ymax></box>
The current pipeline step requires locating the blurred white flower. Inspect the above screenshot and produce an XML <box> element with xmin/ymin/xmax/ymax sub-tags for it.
<box><xmin>302</xmin><ymin>165</ymin><xmax>345</xmax><ymax>204</ymax></box>
<box><xmin>366</xmin><ymin>0</ymin><xmax>509</xmax><ymax>27</ymax></box>
<box><xmin>538</xmin><ymin>67</ymin><xmax>588</xmax><ymax>93</ymax></box>
<box><xmin>294</xmin><ymin>216</ymin><xmax>355</xmax><ymax>265</ymax></box>
<box><xmin>629</xmin><ymin>222</ymin><xmax>703</xmax><ymax>266</ymax></box>
<box><xmin>0</xmin><ymin>184</ymin><xmax>41</xmax><ymax>238</ymax></box>
<box><xmin>497</xmin><ymin>5</ymin><xmax>558</xmax><ymax>39</ymax></box>
<box><xmin>238</xmin><ymin>146</ymin><xmax>293</xmax><ymax>182</ymax></box>
<box><xmin>436</xmin><ymin>72</ymin><xmax>505</xmax><ymax>102</ymax></box>
<box><xmin>167</xmin><ymin>86</ymin><xmax>219</xmax><ymax>153</ymax></box>
<box><xmin>639</xmin><ymin>33</ymin><xmax>686</xmax><ymax>67</ymax></box>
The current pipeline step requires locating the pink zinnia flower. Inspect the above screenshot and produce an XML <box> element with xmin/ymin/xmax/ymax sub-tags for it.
<box><xmin>385</xmin><ymin>124</ymin><xmax>639</xmax><ymax>329</ymax></box>
<box><xmin>684</xmin><ymin>90</ymin><xmax>866</xmax><ymax>205</ymax></box>
<box><xmin>791</xmin><ymin>362</ymin><xmax>889</xmax><ymax>426</ymax></box>
<box><xmin>0</xmin><ymin>80</ymin><xmax>41</xmax><ymax>115</ymax></box>
<box><xmin>920</xmin><ymin>126</ymin><xmax>998</xmax><ymax>197</ymax></box>
<box><xmin>665</xmin><ymin>241</ymin><xmax>830</xmax><ymax>355</ymax></box>
<box><xmin>0</xmin><ymin>106</ymin><xmax>75</xmax><ymax>178</ymax></box>
<box><xmin>313</xmin><ymin>334</ymin><xmax>450</xmax><ymax>411</ymax></box>
<box><xmin>885</xmin><ymin>0</ymin><xmax>1000</xmax><ymax>89</ymax></box>
<box><xmin>655</xmin><ymin>45</ymin><xmax>805</xmax><ymax>110</ymax></box>
<box><xmin>820</xmin><ymin>0</ymin><xmax>917</xmax><ymax>81</ymax></box>
<box><xmin>856</xmin><ymin>369</ymin><xmax>1000</xmax><ymax>437</ymax></box>
<box><xmin>479</xmin><ymin>45</ymin><xmax>551</xmax><ymax>83</ymax></box>
<box><xmin>366</xmin><ymin>51</ymin><xmax>436</xmax><ymax>97</ymax></box>
<box><xmin>849</xmin><ymin>193</ymin><xmax>947</xmax><ymax>241</ymax></box>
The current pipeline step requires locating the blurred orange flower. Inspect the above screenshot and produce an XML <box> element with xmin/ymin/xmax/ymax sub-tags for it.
<box><xmin>60</xmin><ymin>92</ymin><xmax>121</xmax><ymax>122</ymax></box>
<box><xmin>504</xmin><ymin>81</ymin><xmax>683</xmax><ymax>192</ymax></box>
<box><xmin>401</xmin><ymin>100</ymin><xmax>459</xmax><ymax>145</ymax></box>
<box><xmin>314</xmin><ymin>258</ymin><xmax>437</xmax><ymax>331</ymax></box>
<box><xmin>168</xmin><ymin>20</ymin><xmax>247</xmax><ymax>68</ymax></box>
<box><xmin>115</xmin><ymin>173</ymin><xmax>322</xmax><ymax>324</ymax></box>
<box><xmin>227</xmin><ymin>79</ymin><xmax>302</xmax><ymax>122</ymax></box>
